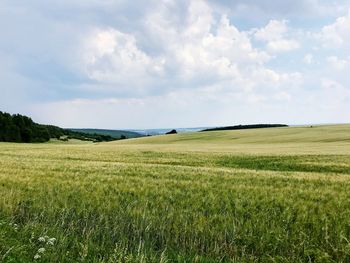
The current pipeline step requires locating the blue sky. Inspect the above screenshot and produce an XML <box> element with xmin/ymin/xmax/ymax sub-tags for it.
<box><xmin>1</xmin><ymin>0</ymin><xmax>349</xmax><ymax>129</ymax></box>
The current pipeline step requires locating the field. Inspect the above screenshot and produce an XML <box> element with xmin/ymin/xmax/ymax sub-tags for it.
<box><xmin>1</xmin><ymin>125</ymin><xmax>350</xmax><ymax>262</ymax></box>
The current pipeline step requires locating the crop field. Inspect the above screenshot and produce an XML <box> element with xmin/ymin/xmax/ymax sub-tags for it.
<box><xmin>1</xmin><ymin>125</ymin><xmax>350</xmax><ymax>262</ymax></box>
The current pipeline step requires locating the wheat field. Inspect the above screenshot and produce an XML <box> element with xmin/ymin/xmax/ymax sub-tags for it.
<box><xmin>1</xmin><ymin>125</ymin><xmax>350</xmax><ymax>262</ymax></box>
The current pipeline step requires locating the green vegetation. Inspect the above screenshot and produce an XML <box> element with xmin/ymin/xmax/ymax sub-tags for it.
<box><xmin>62</xmin><ymin>130</ymin><xmax>117</xmax><ymax>143</ymax></box>
<box><xmin>0</xmin><ymin>111</ymin><xmax>51</xmax><ymax>142</ymax></box>
<box><xmin>202</xmin><ymin>124</ymin><xmax>288</xmax><ymax>132</ymax></box>
<box><xmin>0</xmin><ymin>111</ymin><xmax>117</xmax><ymax>143</ymax></box>
<box><xmin>1</xmin><ymin>125</ymin><xmax>350</xmax><ymax>262</ymax></box>
<box><xmin>69</xmin><ymin>129</ymin><xmax>142</xmax><ymax>139</ymax></box>
<box><xmin>165</xmin><ymin>129</ymin><xmax>178</xmax><ymax>135</ymax></box>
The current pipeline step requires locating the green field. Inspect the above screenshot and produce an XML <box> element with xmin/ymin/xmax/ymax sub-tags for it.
<box><xmin>1</xmin><ymin>125</ymin><xmax>350</xmax><ymax>262</ymax></box>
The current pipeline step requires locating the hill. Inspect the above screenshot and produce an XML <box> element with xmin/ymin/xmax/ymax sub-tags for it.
<box><xmin>69</xmin><ymin>128</ymin><xmax>142</xmax><ymax>139</ymax></box>
<box><xmin>132</xmin><ymin>127</ymin><xmax>211</xmax><ymax>135</ymax></box>
<box><xmin>0</xmin><ymin>111</ymin><xmax>117</xmax><ymax>143</ymax></box>
<box><xmin>116</xmin><ymin>124</ymin><xmax>350</xmax><ymax>154</ymax></box>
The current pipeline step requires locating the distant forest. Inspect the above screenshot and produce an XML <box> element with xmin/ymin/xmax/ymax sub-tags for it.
<box><xmin>69</xmin><ymin>129</ymin><xmax>142</xmax><ymax>139</ymax></box>
<box><xmin>0</xmin><ymin>111</ymin><xmax>118</xmax><ymax>143</ymax></box>
<box><xmin>202</xmin><ymin>124</ymin><xmax>288</xmax><ymax>132</ymax></box>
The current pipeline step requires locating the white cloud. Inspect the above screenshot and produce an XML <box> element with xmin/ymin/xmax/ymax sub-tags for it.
<box><xmin>2</xmin><ymin>0</ymin><xmax>350</xmax><ymax>127</ymax></box>
<box><xmin>320</xmin><ymin>78</ymin><xmax>350</xmax><ymax>107</ymax></box>
<box><xmin>174</xmin><ymin>15</ymin><xmax>271</xmax><ymax>81</ymax></box>
<box><xmin>303</xmin><ymin>53</ymin><xmax>314</xmax><ymax>64</ymax></box>
<box><xmin>80</xmin><ymin>28</ymin><xmax>165</xmax><ymax>86</ymax></box>
<box><xmin>255</xmin><ymin>20</ymin><xmax>288</xmax><ymax>41</ymax></box>
<box><xmin>184</xmin><ymin>0</ymin><xmax>214</xmax><ymax>38</ymax></box>
<box><xmin>319</xmin><ymin>9</ymin><xmax>350</xmax><ymax>48</ymax></box>
<box><xmin>266</xmin><ymin>39</ymin><xmax>300</xmax><ymax>53</ymax></box>
<box><xmin>321</xmin><ymin>78</ymin><xmax>345</xmax><ymax>90</ymax></box>
<box><xmin>77</xmin><ymin>0</ymin><xmax>300</xmax><ymax>100</ymax></box>
<box><xmin>254</xmin><ymin>20</ymin><xmax>299</xmax><ymax>52</ymax></box>
<box><xmin>327</xmin><ymin>56</ymin><xmax>349</xmax><ymax>70</ymax></box>
<box><xmin>29</xmin><ymin>85</ymin><xmax>299</xmax><ymax>129</ymax></box>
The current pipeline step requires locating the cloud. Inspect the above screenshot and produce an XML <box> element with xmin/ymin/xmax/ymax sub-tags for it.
<box><xmin>320</xmin><ymin>78</ymin><xmax>350</xmax><ymax>107</ymax></box>
<box><xmin>266</xmin><ymin>39</ymin><xmax>300</xmax><ymax>53</ymax></box>
<box><xmin>254</xmin><ymin>20</ymin><xmax>300</xmax><ymax>52</ymax></box>
<box><xmin>321</xmin><ymin>78</ymin><xmax>345</xmax><ymax>90</ymax></box>
<box><xmin>76</xmin><ymin>0</ymin><xmax>300</xmax><ymax>100</ymax></box>
<box><xmin>254</xmin><ymin>20</ymin><xmax>289</xmax><ymax>41</ymax></box>
<box><xmin>1</xmin><ymin>0</ymin><xmax>350</xmax><ymax>127</ymax></box>
<box><xmin>29</xmin><ymin>85</ymin><xmax>301</xmax><ymax>129</ymax></box>
<box><xmin>319</xmin><ymin>9</ymin><xmax>350</xmax><ymax>48</ymax></box>
<box><xmin>303</xmin><ymin>54</ymin><xmax>314</xmax><ymax>64</ymax></box>
<box><xmin>327</xmin><ymin>56</ymin><xmax>350</xmax><ymax>70</ymax></box>
<box><xmin>173</xmin><ymin>14</ymin><xmax>271</xmax><ymax>81</ymax></box>
<box><xmin>80</xmin><ymin>28</ymin><xmax>165</xmax><ymax>88</ymax></box>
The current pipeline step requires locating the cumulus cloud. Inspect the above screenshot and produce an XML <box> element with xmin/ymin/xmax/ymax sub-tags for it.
<box><xmin>77</xmin><ymin>0</ymin><xmax>300</xmax><ymax>100</ymax></box>
<box><xmin>80</xmin><ymin>28</ymin><xmax>165</xmax><ymax>87</ymax></box>
<box><xmin>254</xmin><ymin>20</ymin><xmax>299</xmax><ymax>52</ymax></box>
<box><xmin>319</xmin><ymin>9</ymin><xmax>350</xmax><ymax>48</ymax></box>
<box><xmin>174</xmin><ymin>14</ymin><xmax>271</xmax><ymax>81</ymax></box>
<box><xmin>255</xmin><ymin>20</ymin><xmax>289</xmax><ymax>41</ymax></box>
<box><xmin>1</xmin><ymin>0</ymin><xmax>350</xmax><ymax>127</ymax></box>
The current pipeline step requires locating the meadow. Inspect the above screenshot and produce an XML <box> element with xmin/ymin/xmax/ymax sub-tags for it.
<box><xmin>1</xmin><ymin>125</ymin><xmax>350</xmax><ymax>262</ymax></box>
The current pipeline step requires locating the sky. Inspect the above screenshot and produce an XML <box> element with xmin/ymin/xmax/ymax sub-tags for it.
<box><xmin>1</xmin><ymin>0</ymin><xmax>350</xmax><ymax>129</ymax></box>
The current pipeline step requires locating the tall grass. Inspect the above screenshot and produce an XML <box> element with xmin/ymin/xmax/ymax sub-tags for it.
<box><xmin>1</xmin><ymin>125</ymin><xmax>350</xmax><ymax>262</ymax></box>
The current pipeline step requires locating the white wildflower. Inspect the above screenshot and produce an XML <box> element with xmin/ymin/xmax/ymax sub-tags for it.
<box><xmin>38</xmin><ymin>247</ymin><xmax>46</xmax><ymax>254</ymax></box>
<box><xmin>34</xmin><ymin>254</ymin><xmax>41</xmax><ymax>260</ymax></box>
<box><xmin>47</xmin><ymin>238</ymin><xmax>56</xmax><ymax>245</ymax></box>
<box><xmin>38</xmin><ymin>237</ymin><xmax>46</xmax><ymax>242</ymax></box>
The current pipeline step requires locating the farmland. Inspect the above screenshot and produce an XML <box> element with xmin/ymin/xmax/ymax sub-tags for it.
<box><xmin>1</xmin><ymin>125</ymin><xmax>350</xmax><ymax>262</ymax></box>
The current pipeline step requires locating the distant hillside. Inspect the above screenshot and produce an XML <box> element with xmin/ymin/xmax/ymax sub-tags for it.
<box><xmin>118</xmin><ymin>125</ymin><xmax>350</xmax><ymax>153</ymax></box>
<box><xmin>69</xmin><ymin>129</ymin><xmax>143</xmax><ymax>139</ymax></box>
<box><xmin>202</xmin><ymin>124</ymin><xmax>288</xmax><ymax>132</ymax></box>
<box><xmin>0</xmin><ymin>111</ymin><xmax>118</xmax><ymax>143</ymax></box>
<box><xmin>132</xmin><ymin>127</ymin><xmax>211</xmax><ymax>135</ymax></box>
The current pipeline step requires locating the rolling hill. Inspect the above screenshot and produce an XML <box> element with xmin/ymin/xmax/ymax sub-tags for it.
<box><xmin>68</xmin><ymin>128</ymin><xmax>143</xmax><ymax>139</ymax></box>
<box><xmin>1</xmin><ymin>124</ymin><xmax>350</xmax><ymax>262</ymax></box>
<box><xmin>115</xmin><ymin>124</ymin><xmax>350</xmax><ymax>154</ymax></box>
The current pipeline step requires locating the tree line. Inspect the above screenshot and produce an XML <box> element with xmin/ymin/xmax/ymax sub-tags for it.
<box><xmin>202</xmin><ymin>124</ymin><xmax>288</xmax><ymax>132</ymax></box>
<box><xmin>0</xmin><ymin>111</ymin><xmax>119</xmax><ymax>143</ymax></box>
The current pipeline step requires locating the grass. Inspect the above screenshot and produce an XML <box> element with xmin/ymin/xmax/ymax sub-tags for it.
<box><xmin>1</xmin><ymin>124</ymin><xmax>350</xmax><ymax>262</ymax></box>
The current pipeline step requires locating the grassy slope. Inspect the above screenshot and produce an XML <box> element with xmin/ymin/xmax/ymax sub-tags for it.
<box><xmin>116</xmin><ymin>124</ymin><xmax>350</xmax><ymax>154</ymax></box>
<box><xmin>1</xmin><ymin>125</ymin><xmax>350</xmax><ymax>262</ymax></box>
